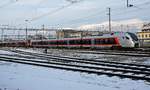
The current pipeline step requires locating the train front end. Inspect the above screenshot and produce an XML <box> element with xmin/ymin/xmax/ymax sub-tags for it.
<box><xmin>127</xmin><ymin>32</ymin><xmax>139</xmax><ymax>48</ymax></box>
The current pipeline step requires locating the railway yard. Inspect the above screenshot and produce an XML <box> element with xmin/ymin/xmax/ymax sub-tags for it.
<box><xmin>0</xmin><ymin>48</ymin><xmax>150</xmax><ymax>90</ymax></box>
<box><xmin>1</xmin><ymin>0</ymin><xmax>150</xmax><ymax>90</ymax></box>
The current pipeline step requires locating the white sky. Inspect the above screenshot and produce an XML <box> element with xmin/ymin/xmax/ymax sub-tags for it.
<box><xmin>0</xmin><ymin>0</ymin><xmax>150</xmax><ymax>28</ymax></box>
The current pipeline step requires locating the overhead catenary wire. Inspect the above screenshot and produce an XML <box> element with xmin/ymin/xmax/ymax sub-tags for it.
<box><xmin>3</xmin><ymin>0</ymin><xmax>150</xmax><ymax>28</ymax></box>
<box><xmin>0</xmin><ymin>0</ymin><xmax>18</xmax><ymax>8</ymax></box>
<box><xmin>60</xmin><ymin>0</ymin><xmax>150</xmax><ymax>27</ymax></box>
<box><xmin>19</xmin><ymin>1</ymin><xmax>150</xmax><ymax>29</ymax></box>
<box><xmin>30</xmin><ymin>0</ymin><xmax>84</xmax><ymax>22</ymax></box>
<box><xmin>7</xmin><ymin>0</ymin><xmax>131</xmax><ymax>27</ymax></box>
<box><xmin>53</xmin><ymin>1</ymin><xmax>126</xmax><ymax>27</ymax></box>
<box><xmin>14</xmin><ymin>0</ymin><xmax>85</xmax><ymax>27</ymax></box>
<box><xmin>28</xmin><ymin>0</ymin><xmax>123</xmax><ymax>24</ymax></box>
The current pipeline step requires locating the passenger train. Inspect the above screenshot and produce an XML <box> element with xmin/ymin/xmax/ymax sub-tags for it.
<box><xmin>0</xmin><ymin>32</ymin><xmax>139</xmax><ymax>49</ymax></box>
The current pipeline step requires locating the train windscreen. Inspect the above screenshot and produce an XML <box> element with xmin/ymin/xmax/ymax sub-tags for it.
<box><xmin>127</xmin><ymin>32</ymin><xmax>138</xmax><ymax>41</ymax></box>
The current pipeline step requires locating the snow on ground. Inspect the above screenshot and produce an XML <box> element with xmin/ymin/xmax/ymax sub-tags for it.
<box><xmin>0</xmin><ymin>50</ymin><xmax>16</xmax><ymax>55</ymax></box>
<box><xmin>16</xmin><ymin>48</ymin><xmax>44</xmax><ymax>54</ymax></box>
<box><xmin>0</xmin><ymin>48</ymin><xmax>150</xmax><ymax>90</ymax></box>
<box><xmin>0</xmin><ymin>61</ymin><xmax>150</xmax><ymax>90</ymax></box>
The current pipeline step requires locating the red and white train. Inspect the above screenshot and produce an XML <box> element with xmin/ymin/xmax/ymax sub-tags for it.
<box><xmin>0</xmin><ymin>32</ymin><xmax>139</xmax><ymax>49</ymax></box>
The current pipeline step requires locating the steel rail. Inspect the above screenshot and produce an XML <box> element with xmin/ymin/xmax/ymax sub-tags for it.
<box><xmin>10</xmin><ymin>49</ymin><xmax>150</xmax><ymax>70</ymax></box>
<box><xmin>0</xmin><ymin>54</ymin><xmax>150</xmax><ymax>75</ymax></box>
<box><xmin>0</xmin><ymin>56</ymin><xmax>150</xmax><ymax>81</ymax></box>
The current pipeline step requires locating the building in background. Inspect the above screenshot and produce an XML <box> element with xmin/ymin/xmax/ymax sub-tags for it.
<box><xmin>137</xmin><ymin>23</ymin><xmax>150</xmax><ymax>47</ymax></box>
<box><xmin>56</xmin><ymin>29</ymin><xmax>106</xmax><ymax>39</ymax></box>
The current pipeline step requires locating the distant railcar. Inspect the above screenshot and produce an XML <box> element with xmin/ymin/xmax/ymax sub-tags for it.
<box><xmin>0</xmin><ymin>40</ymin><xmax>27</xmax><ymax>47</ymax></box>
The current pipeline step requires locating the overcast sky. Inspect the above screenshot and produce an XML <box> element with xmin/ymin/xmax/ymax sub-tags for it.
<box><xmin>0</xmin><ymin>0</ymin><xmax>150</xmax><ymax>28</ymax></box>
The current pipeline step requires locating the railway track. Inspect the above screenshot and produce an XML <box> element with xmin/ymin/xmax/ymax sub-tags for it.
<box><xmin>66</xmin><ymin>50</ymin><xmax>150</xmax><ymax>57</ymax></box>
<box><xmin>6</xmin><ymin>49</ymin><xmax>150</xmax><ymax>69</ymax></box>
<box><xmin>0</xmin><ymin>49</ymin><xmax>150</xmax><ymax>81</ymax></box>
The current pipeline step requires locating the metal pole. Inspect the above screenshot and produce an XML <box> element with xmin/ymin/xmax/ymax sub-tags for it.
<box><xmin>80</xmin><ymin>30</ymin><xmax>83</xmax><ymax>48</ymax></box>
<box><xmin>36</xmin><ymin>29</ymin><xmax>37</xmax><ymax>40</ymax></box>
<box><xmin>1</xmin><ymin>29</ymin><xmax>4</xmax><ymax>42</ymax></box>
<box><xmin>127</xmin><ymin>0</ymin><xmax>129</xmax><ymax>7</ymax></box>
<box><xmin>42</xmin><ymin>24</ymin><xmax>45</xmax><ymax>40</ymax></box>
<box><xmin>108</xmin><ymin>8</ymin><xmax>111</xmax><ymax>32</ymax></box>
<box><xmin>25</xmin><ymin>20</ymin><xmax>28</xmax><ymax>41</ymax></box>
<box><xmin>26</xmin><ymin>26</ymin><xmax>27</xmax><ymax>41</ymax></box>
<box><xmin>18</xmin><ymin>29</ymin><xmax>20</xmax><ymax>40</ymax></box>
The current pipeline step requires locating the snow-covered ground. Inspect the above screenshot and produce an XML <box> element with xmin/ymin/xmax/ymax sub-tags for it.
<box><xmin>0</xmin><ymin>50</ymin><xmax>16</xmax><ymax>55</ymax></box>
<box><xmin>0</xmin><ymin>61</ymin><xmax>150</xmax><ymax>90</ymax></box>
<box><xmin>0</xmin><ymin>48</ymin><xmax>150</xmax><ymax>90</ymax></box>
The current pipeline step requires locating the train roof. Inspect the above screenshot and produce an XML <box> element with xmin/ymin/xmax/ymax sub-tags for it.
<box><xmin>32</xmin><ymin>31</ymin><xmax>135</xmax><ymax>42</ymax></box>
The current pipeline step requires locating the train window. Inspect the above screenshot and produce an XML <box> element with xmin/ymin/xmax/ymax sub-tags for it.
<box><xmin>48</xmin><ymin>41</ymin><xmax>51</xmax><ymax>45</ymax></box>
<box><xmin>105</xmin><ymin>39</ymin><xmax>109</xmax><ymax>44</ymax></box>
<box><xmin>126</xmin><ymin>36</ymin><xmax>130</xmax><ymax>40</ymax></box>
<box><xmin>102</xmin><ymin>39</ymin><xmax>105</xmax><ymax>44</ymax></box>
<box><xmin>145</xmin><ymin>34</ymin><xmax>147</xmax><ymax>38</ymax></box>
<box><xmin>48</xmin><ymin>41</ymin><xmax>52</xmax><ymax>45</ymax></box>
<box><xmin>41</xmin><ymin>41</ymin><xmax>45</xmax><ymax>45</ymax></box>
<box><xmin>63</xmin><ymin>40</ymin><xmax>67</xmax><ymax>45</ymax></box>
<box><xmin>57</xmin><ymin>41</ymin><xmax>60</xmax><ymax>45</ymax></box>
<box><xmin>138</xmin><ymin>35</ymin><xmax>140</xmax><ymax>38</ymax></box>
<box><xmin>82</xmin><ymin>39</ymin><xmax>91</xmax><ymax>45</ymax></box>
<box><xmin>59</xmin><ymin>41</ymin><xmax>62</xmax><ymax>45</ymax></box>
<box><xmin>108</xmin><ymin>38</ymin><xmax>115</xmax><ymax>44</ymax></box>
<box><xmin>57</xmin><ymin>41</ymin><xmax>62</xmax><ymax>45</ymax></box>
<box><xmin>32</xmin><ymin>42</ymin><xmax>36</xmax><ymax>45</ymax></box>
<box><xmin>43</xmin><ymin>41</ymin><xmax>49</xmax><ymax>45</ymax></box>
<box><xmin>127</xmin><ymin>32</ymin><xmax>138</xmax><ymax>41</ymax></box>
<box><xmin>95</xmin><ymin>39</ymin><xmax>103</xmax><ymax>44</ymax></box>
<box><xmin>38</xmin><ymin>41</ymin><xmax>42</xmax><ymax>45</ymax></box>
<box><xmin>35</xmin><ymin>42</ymin><xmax>38</xmax><ymax>45</ymax></box>
<box><xmin>41</xmin><ymin>41</ymin><xmax>44</xmax><ymax>45</ymax></box>
<box><xmin>69</xmin><ymin>40</ymin><xmax>75</xmax><ymax>45</ymax></box>
<box><xmin>51</xmin><ymin>41</ymin><xmax>58</xmax><ymax>45</ymax></box>
<box><xmin>76</xmin><ymin>40</ymin><xmax>82</xmax><ymax>44</ymax></box>
<box><xmin>95</xmin><ymin>38</ymin><xmax>116</xmax><ymax>45</ymax></box>
<box><xmin>94</xmin><ymin>39</ymin><xmax>98</xmax><ymax>44</ymax></box>
<box><xmin>87</xmin><ymin>40</ymin><xmax>91</xmax><ymax>44</ymax></box>
<box><xmin>57</xmin><ymin>40</ymin><xmax>67</xmax><ymax>45</ymax></box>
<box><xmin>54</xmin><ymin>41</ymin><xmax>58</xmax><ymax>45</ymax></box>
<box><xmin>69</xmin><ymin>39</ymin><xmax>83</xmax><ymax>45</ymax></box>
